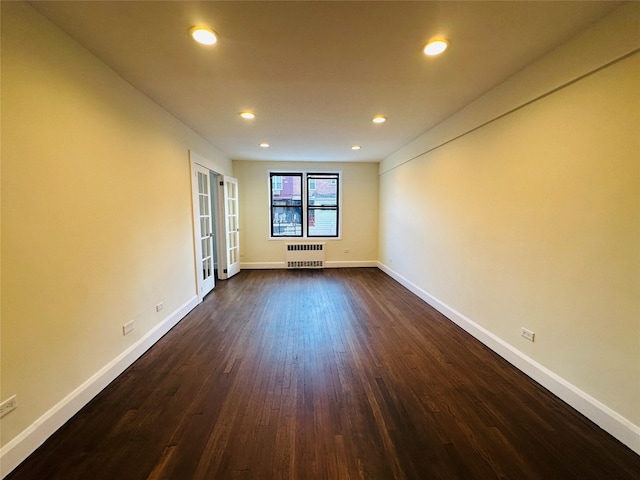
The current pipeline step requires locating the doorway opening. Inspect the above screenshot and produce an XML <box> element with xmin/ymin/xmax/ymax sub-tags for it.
<box><xmin>190</xmin><ymin>153</ymin><xmax>240</xmax><ymax>302</ymax></box>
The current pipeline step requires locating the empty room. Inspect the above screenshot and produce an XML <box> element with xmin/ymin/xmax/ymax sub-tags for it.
<box><xmin>1</xmin><ymin>1</ymin><xmax>639</xmax><ymax>478</ymax></box>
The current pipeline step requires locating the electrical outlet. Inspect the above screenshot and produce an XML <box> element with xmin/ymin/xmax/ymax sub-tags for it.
<box><xmin>343</xmin><ymin>249</ymin><xmax>350</xmax><ymax>254</ymax></box>
<box><xmin>156</xmin><ymin>302</ymin><xmax>164</xmax><ymax>313</ymax></box>
<box><xmin>123</xmin><ymin>320</ymin><xmax>135</xmax><ymax>335</ymax></box>
<box><xmin>0</xmin><ymin>395</ymin><xmax>17</xmax><ymax>418</ymax></box>
<box><xmin>521</xmin><ymin>327</ymin><xmax>535</xmax><ymax>342</ymax></box>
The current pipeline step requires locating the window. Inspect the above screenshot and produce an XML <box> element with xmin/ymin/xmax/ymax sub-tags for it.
<box><xmin>270</xmin><ymin>173</ymin><xmax>302</xmax><ymax>237</ymax></box>
<box><xmin>270</xmin><ymin>171</ymin><xmax>340</xmax><ymax>238</ymax></box>
<box><xmin>307</xmin><ymin>173</ymin><xmax>339</xmax><ymax>237</ymax></box>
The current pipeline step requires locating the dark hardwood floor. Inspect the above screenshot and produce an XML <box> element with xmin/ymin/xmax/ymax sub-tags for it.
<box><xmin>8</xmin><ymin>268</ymin><xmax>640</xmax><ymax>479</ymax></box>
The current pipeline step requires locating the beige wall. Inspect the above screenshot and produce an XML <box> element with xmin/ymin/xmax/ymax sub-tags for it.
<box><xmin>1</xmin><ymin>1</ymin><xmax>231</xmax><ymax>449</ymax></box>
<box><xmin>379</xmin><ymin>4</ymin><xmax>640</xmax><ymax>431</ymax></box>
<box><xmin>233</xmin><ymin>160</ymin><xmax>378</xmax><ymax>267</ymax></box>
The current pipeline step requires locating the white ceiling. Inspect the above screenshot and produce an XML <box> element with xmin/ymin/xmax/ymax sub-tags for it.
<box><xmin>29</xmin><ymin>1</ymin><xmax>621</xmax><ymax>163</ymax></box>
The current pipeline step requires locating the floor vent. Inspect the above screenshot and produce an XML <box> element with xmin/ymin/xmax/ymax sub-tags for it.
<box><xmin>285</xmin><ymin>243</ymin><xmax>325</xmax><ymax>269</ymax></box>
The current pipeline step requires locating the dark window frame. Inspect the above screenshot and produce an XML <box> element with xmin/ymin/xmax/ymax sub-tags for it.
<box><xmin>270</xmin><ymin>172</ymin><xmax>303</xmax><ymax>238</ymax></box>
<box><xmin>306</xmin><ymin>172</ymin><xmax>340</xmax><ymax>238</ymax></box>
<box><xmin>269</xmin><ymin>171</ymin><xmax>340</xmax><ymax>239</ymax></box>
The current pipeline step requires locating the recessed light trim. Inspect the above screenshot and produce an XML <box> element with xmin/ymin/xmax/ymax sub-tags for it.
<box><xmin>190</xmin><ymin>26</ymin><xmax>217</xmax><ymax>46</ymax></box>
<box><xmin>240</xmin><ymin>111</ymin><xmax>256</xmax><ymax>120</ymax></box>
<box><xmin>372</xmin><ymin>116</ymin><xmax>387</xmax><ymax>124</ymax></box>
<box><xmin>423</xmin><ymin>39</ymin><xmax>449</xmax><ymax>56</ymax></box>
<box><xmin>259</xmin><ymin>142</ymin><xmax>270</xmax><ymax>148</ymax></box>
<box><xmin>351</xmin><ymin>145</ymin><xmax>361</xmax><ymax>150</ymax></box>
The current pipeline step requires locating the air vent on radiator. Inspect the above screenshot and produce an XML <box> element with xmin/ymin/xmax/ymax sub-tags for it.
<box><xmin>285</xmin><ymin>243</ymin><xmax>325</xmax><ymax>268</ymax></box>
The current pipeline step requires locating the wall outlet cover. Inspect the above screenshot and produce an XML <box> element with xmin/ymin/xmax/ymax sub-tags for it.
<box><xmin>521</xmin><ymin>327</ymin><xmax>535</xmax><ymax>342</ymax></box>
<box><xmin>123</xmin><ymin>321</ymin><xmax>135</xmax><ymax>335</ymax></box>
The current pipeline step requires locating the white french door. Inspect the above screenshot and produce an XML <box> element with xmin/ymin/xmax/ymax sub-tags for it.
<box><xmin>217</xmin><ymin>175</ymin><xmax>240</xmax><ymax>279</ymax></box>
<box><xmin>192</xmin><ymin>163</ymin><xmax>215</xmax><ymax>299</ymax></box>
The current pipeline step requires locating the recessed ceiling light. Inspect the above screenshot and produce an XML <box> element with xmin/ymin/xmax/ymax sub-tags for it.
<box><xmin>189</xmin><ymin>26</ymin><xmax>217</xmax><ymax>46</ymax></box>
<box><xmin>239</xmin><ymin>112</ymin><xmax>256</xmax><ymax>120</ymax></box>
<box><xmin>423</xmin><ymin>39</ymin><xmax>449</xmax><ymax>56</ymax></box>
<box><xmin>372</xmin><ymin>116</ymin><xmax>387</xmax><ymax>124</ymax></box>
<box><xmin>351</xmin><ymin>145</ymin><xmax>361</xmax><ymax>150</ymax></box>
<box><xmin>259</xmin><ymin>142</ymin><xmax>270</xmax><ymax>148</ymax></box>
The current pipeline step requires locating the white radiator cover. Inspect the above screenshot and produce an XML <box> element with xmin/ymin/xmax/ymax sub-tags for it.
<box><xmin>285</xmin><ymin>243</ymin><xmax>325</xmax><ymax>268</ymax></box>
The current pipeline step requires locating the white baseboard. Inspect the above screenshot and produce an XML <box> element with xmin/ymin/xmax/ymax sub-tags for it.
<box><xmin>377</xmin><ymin>262</ymin><xmax>640</xmax><ymax>455</ymax></box>
<box><xmin>0</xmin><ymin>296</ymin><xmax>200</xmax><ymax>478</ymax></box>
<box><xmin>240</xmin><ymin>261</ymin><xmax>285</xmax><ymax>269</ymax></box>
<box><xmin>325</xmin><ymin>260</ymin><xmax>378</xmax><ymax>268</ymax></box>
<box><xmin>240</xmin><ymin>261</ymin><xmax>377</xmax><ymax>269</ymax></box>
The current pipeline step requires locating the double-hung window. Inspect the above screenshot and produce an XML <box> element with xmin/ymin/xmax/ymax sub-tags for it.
<box><xmin>306</xmin><ymin>173</ymin><xmax>339</xmax><ymax>237</ymax></box>
<box><xmin>270</xmin><ymin>173</ymin><xmax>303</xmax><ymax>237</ymax></box>
<box><xmin>270</xmin><ymin>171</ymin><xmax>340</xmax><ymax>238</ymax></box>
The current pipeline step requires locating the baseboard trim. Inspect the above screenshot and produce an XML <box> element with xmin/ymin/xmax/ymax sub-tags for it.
<box><xmin>377</xmin><ymin>262</ymin><xmax>640</xmax><ymax>455</ymax></box>
<box><xmin>324</xmin><ymin>260</ymin><xmax>378</xmax><ymax>268</ymax></box>
<box><xmin>240</xmin><ymin>262</ymin><xmax>285</xmax><ymax>269</ymax></box>
<box><xmin>0</xmin><ymin>296</ymin><xmax>200</xmax><ymax>478</ymax></box>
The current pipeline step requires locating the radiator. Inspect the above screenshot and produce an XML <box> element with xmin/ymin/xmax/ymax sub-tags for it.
<box><xmin>285</xmin><ymin>243</ymin><xmax>325</xmax><ymax>268</ymax></box>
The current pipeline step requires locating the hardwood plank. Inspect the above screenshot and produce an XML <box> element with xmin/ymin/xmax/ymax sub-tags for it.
<box><xmin>7</xmin><ymin>268</ymin><xmax>640</xmax><ymax>479</ymax></box>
